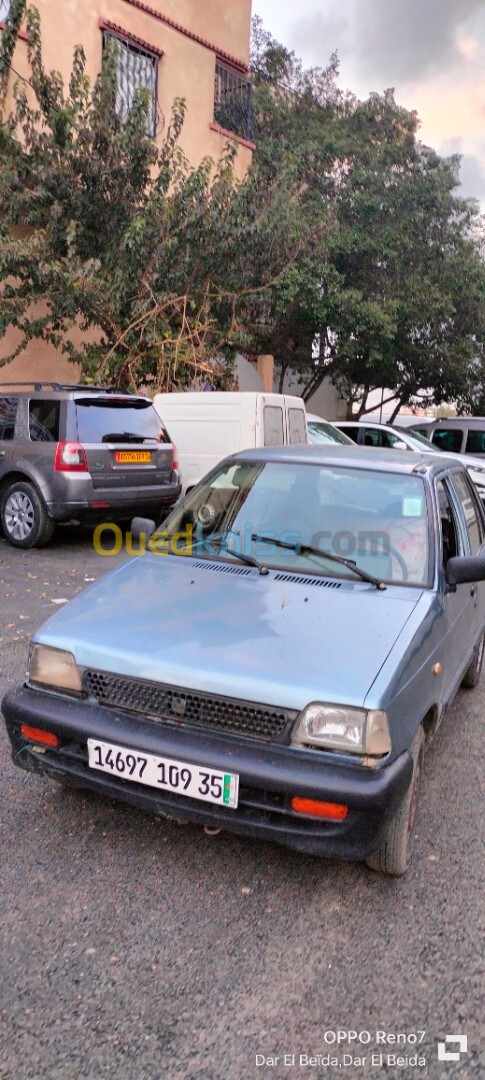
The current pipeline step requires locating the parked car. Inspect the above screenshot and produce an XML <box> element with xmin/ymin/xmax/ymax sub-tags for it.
<box><xmin>306</xmin><ymin>414</ymin><xmax>354</xmax><ymax>446</ymax></box>
<box><xmin>408</xmin><ymin>417</ymin><xmax>485</xmax><ymax>457</ymax></box>
<box><xmin>153</xmin><ymin>391</ymin><xmax>307</xmax><ymax>497</ymax></box>
<box><xmin>334</xmin><ymin>420</ymin><xmax>485</xmax><ymax>503</ymax></box>
<box><xmin>0</xmin><ymin>383</ymin><xmax>181</xmax><ymax>548</ymax></box>
<box><xmin>4</xmin><ymin>445</ymin><xmax>485</xmax><ymax>876</ymax></box>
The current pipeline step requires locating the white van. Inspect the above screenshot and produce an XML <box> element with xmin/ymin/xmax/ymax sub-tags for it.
<box><xmin>154</xmin><ymin>391</ymin><xmax>307</xmax><ymax>496</ymax></box>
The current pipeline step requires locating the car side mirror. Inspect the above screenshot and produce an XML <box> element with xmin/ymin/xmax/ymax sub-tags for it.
<box><xmin>131</xmin><ymin>517</ymin><xmax>156</xmax><ymax>541</ymax></box>
<box><xmin>393</xmin><ymin>440</ymin><xmax>407</xmax><ymax>451</ymax></box>
<box><xmin>445</xmin><ymin>556</ymin><xmax>485</xmax><ymax>588</ymax></box>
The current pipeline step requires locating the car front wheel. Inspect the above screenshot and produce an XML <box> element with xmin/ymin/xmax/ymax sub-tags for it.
<box><xmin>1</xmin><ymin>481</ymin><xmax>55</xmax><ymax>549</ymax></box>
<box><xmin>365</xmin><ymin>726</ymin><xmax>425</xmax><ymax>877</ymax></box>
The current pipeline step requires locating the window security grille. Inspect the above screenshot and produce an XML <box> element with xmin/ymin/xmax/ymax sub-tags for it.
<box><xmin>103</xmin><ymin>30</ymin><xmax>158</xmax><ymax>137</ymax></box>
<box><xmin>214</xmin><ymin>61</ymin><xmax>254</xmax><ymax>142</ymax></box>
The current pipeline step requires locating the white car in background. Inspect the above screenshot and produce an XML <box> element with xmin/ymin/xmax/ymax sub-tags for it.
<box><xmin>334</xmin><ymin>420</ymin><xmax>485</xmax><ymax>503</ymax></box>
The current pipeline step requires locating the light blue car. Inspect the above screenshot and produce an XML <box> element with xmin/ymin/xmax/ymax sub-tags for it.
<box><xmin>4</xmin><ymin>446</ymin><xmax>485</xmax><ymax>875</ymax></box>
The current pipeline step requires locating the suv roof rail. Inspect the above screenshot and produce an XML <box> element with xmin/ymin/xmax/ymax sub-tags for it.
<box><xmin>0</xmin><ymin>382</ymin><xmax>135</xmax><ymax>395</ymax></box>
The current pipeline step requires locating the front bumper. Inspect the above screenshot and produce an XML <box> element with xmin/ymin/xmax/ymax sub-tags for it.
<box><xmin>2</xmin><ymin>686</ymin><xmax>413</xmax><ymax>860</ymax></box>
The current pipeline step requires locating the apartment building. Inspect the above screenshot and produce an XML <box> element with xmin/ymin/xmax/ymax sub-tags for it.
<box><xmin>1</xmin><ymin>0</ymin><xmax>254</xmax><ymax>172</ymax></box>
<box><xmin>0</xmin><ymin>0</ymin><xmax>254</xmax><ymax>382</ymax></box>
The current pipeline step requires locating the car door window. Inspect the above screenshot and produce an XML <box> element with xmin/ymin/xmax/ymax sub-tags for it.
<box><xmin>0</xmin><ymin>396</ymin><xmax>18</xmax><ymax>440</ymax></box>
<box><xmin>29</xmin><ymin>400</ymin><xmax>60</xmax><ymax>442</ymax></box>
<box><xmin>465</xmin><ymin>430</ymin><xmax>485</xmax><ymax>455</ymax></box>
<box><xmin>263</xmin><ymin>406</ymin><xmax>284</xmax><ymax>446</ymax></box>
<box><xmin>362</xmin><ymin>428</ymin><xmax>381</xmax><ymax>446</ymax></box>
<box><xmin>436</xmin><ymin>480</ymin><xmax>462</xmax><ymax>565</ymax></box>
<box><xmin>336</xmin><ymin>425</ymin><xmax>359</xmax><ymax>444</ymax></box>
<box><xmin>432</xmin><ymin>429</ymin><xmax>463</xmax><ymax>453</ymax></box>
<box><xmin>451</xmin><ymin>472</ymin><xmax>483</xmax><ymax>553</ymax></box>
<box><xmin>287</xmin><ymin>408</ymin><xmax>306</xmax><ymax>444</ymax></box>
<box><xmin>381</xmin><ymin>430</ymin><xmax>409</xmax><ymax>449</ymax></box>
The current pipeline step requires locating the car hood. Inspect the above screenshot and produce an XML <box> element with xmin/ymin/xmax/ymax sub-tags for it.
<box><xmin>35</xmin><ymin>555</ymin><xmax>423</xmax><ymax>711</ymax></box>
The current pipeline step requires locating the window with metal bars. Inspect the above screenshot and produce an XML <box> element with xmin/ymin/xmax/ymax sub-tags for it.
<box><xmin>214</xmin><ymin>60</ymin><xmax>254</xmax><ymax>143</ymax></box>
<box><xmin>102</xmin><ymin>30</ymin><xmax>158</xmax><ymax>137</ymax></box>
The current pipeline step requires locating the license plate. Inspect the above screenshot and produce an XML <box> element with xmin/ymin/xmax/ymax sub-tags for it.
<box><xmin>115</xmin><ymin>451</ymin><xmax>151</xmax><ymax>464</ymax></box>
<box><xmin>87</xmin><ymin>739</ymin><xmax>239</xmax><ymax>809</ymax></box>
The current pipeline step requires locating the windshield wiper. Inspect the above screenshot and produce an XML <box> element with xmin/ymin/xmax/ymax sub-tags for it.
<box><xmin>102</xmin><ymin>432</ymin><xmax>152</xmax><ymax>443</ymax></box>
<box><xmin>213</xmin><ymin>534</ymin><xmax>270</xmax><ymax>575</ymax></box>
<box><xmin>177</xmin><ymin>532</ymin><xmax>270</xmax><ymax>575</ymax></box>
<box><xmin>251</xmin><ymin>534</ymin><xmax>386</xmax><ymax>590</ymax></box>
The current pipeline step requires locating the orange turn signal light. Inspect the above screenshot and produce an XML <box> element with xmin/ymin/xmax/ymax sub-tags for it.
<box><xmin>291</xmin><ymin>797</ymin><xmax>348</xmax><ymax>821</ymax></box>
<box><xmin>20</xmin><ymin>724</ymin><xmax>59</xmax><ymax>748</ymax></box>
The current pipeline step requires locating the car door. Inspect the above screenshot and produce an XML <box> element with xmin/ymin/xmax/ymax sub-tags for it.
<box><xmin>286</xmin><ymin>404</ymin><xmax>307</xmax><ymax>445</ymax></box>
<box><xmin>448</xmin><ymin>470</ymin><xmax>485</xmax><ymax>652</ymax></box>
<box><xmin>0</xmin><ymin>396</ymin><xmax>18</xmax><ymax>479</ymax></box>
<box><xmin>435</xmin><ymin>476</ymin><xmax>478</xmax><ymax>705</ymax></box>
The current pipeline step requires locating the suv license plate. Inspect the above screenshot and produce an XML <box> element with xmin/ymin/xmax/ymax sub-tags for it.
<box><xmin>115</xmin><ymin>451</ymin><xmax>151</xmax><ymax>464</ymax></box>
<box><xmin>87</xmin><ymin>739</ymin><xmax>239</xmax><ymax>809</ymax></box>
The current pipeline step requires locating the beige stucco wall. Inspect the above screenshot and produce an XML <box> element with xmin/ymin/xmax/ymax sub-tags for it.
<box><xmin>1</xmin><ymin>1</ymin><xmax>253</xmax><ymax>382</ymax></box>
<box><xmin>4</xmin><ymin>0</ymin><xmax>253</xmax><ymax>175</ymax></box>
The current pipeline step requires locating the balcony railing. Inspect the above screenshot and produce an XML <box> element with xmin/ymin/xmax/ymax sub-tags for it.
<box><xmin>214</xmin><ymin>61</ymin><xmax>254</xmax><ymax>144</ymax></box>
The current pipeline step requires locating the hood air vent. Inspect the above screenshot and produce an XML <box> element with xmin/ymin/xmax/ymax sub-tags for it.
<box><xmin>274</xmin><ymin>573</ymin><xmax>341</xmax><ymax>589</ymax></box>
<box><xmin>192</xmin><ymin>560</ymin><xmax>252</xmax><ymax>577</ymax></box>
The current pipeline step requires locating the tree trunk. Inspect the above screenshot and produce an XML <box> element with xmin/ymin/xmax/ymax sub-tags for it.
<box><xmin>278</xmin><ymin>363</ymin><xmax>287</xmax><ymax>394</ymax></box>
<box><xmin>388</xmin><ymin>398</ymin><xmax>404</xmax><ymax>424</ymax></box>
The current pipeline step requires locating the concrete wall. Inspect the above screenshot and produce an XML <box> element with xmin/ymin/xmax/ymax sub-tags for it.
<box><xmin>276</xmin><ymin>368</ymin><xmax>348</xmax><ymax>421</ymax></box>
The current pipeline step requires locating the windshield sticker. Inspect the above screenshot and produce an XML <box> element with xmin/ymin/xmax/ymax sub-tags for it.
<box><xmin>403</xmin><ymin>498</ymin><xmax>423</xmax><ymax>517</ymax></box>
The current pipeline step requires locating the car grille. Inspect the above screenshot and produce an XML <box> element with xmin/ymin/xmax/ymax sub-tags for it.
<box><xmin>82</xmin><ymin>670</ymin><xmax>297</xmax><ymax>742</ymax></box>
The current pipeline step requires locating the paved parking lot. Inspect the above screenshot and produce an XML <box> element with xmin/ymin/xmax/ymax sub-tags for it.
<box><xmin>0</xmin><ymin>528</ymin><xmax>483</xmax><ymax>1080</ymax></box>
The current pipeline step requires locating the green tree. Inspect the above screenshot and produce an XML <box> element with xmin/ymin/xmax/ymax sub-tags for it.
<box><xmin>249</xmin><ymin>19</ymin><xmax>485</xmax><ymax>417</ymax></box>
<box><xmin>0</xmin><ymin>6</ymin><xmax>308</xmax><ymax>389</ymax></box>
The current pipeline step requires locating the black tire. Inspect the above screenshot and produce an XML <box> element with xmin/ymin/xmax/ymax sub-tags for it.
<box><xmin>0</xmin><ymin>480</ymin><xmax>55</xmax><ymax>549</ymax></box>
<box><xmin>365</xmin><ymin>726</ymin><xmax>425</xmax><ymax>877</ymax></box>
<box><xmin>461</xmin><ymin>632</ymin><xmax>484</xmax><ymax>690</ymax></box>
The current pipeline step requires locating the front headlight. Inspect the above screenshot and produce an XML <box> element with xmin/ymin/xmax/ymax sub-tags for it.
<box><xmin>292</xmin><ymin>703</ymin><xmax>391</xmax><ymax>756</ymax></box>
<box><xmin>29</xmin><ymin>644</ymin><xmax>82</xmax><ymax>693</ymax></box>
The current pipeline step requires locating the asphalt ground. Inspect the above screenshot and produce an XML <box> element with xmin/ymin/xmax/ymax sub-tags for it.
<box><xmin>0</xmin><ymin>526</ymin><xmax>483</xmax><ymax>1080</ymax></box>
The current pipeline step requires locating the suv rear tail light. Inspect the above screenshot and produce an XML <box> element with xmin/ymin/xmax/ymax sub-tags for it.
<box><xmin>55</xmin><ymin>442</ymin><xmax>88</xmax><ymax>472</ymax></box>
<box><xmin>171</xmin><ymin>444</ymin><xmax>179</xmax><ymax>471</ymax></box>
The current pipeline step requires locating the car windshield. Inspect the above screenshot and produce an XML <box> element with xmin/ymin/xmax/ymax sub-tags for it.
<box><xmin>395</xmin><ymin>429</ymin><xmax>435</xmax><ymax>450</ymax></box>
<box><xmin>307</xmin><ymin>421</ymin><xmax>353</xmax><ymax>446</ymax></box>
<box><xmin>163</xmin><ymin>461</ymin><xmax>430</xmax><ymax>586</ymax></box>
<box><xmin>75</xmin><ymin>399</ymin><xmax>169</xmax><ymax>443</ymax></box>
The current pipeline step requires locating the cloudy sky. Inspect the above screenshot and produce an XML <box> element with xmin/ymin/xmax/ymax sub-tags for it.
<box><xmin>253</xmin><ymin>0</ymin><xmax>485</xmax><ymax>206</ymax></box>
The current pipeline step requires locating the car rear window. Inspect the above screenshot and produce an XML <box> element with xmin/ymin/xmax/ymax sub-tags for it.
<box><xmin>465</xmin><ymin>430</ymin><xmax>485</xmax><ymax>454</ymax></box>
<box><xmin>75</xmin><ymin>399</ymin><xmax>170</xmax><ymax>444</ymax></box>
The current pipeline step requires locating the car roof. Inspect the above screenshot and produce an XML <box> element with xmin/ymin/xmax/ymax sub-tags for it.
<box><xmin>0</xmin><ymin>384</ymin><xmax>148</xmax><ymax>402</ymax></box>
<box><xmin>410</xmin><ymin>417</ymin><xmax>485</xmax><ymax>427</ymax></box>
<box><xmin>339</xmin><ymin>420</ymin><xmax>403</xmax><ymax>430</ymax></box>
<box><xmin>231</xmin><ymin>443</ymin><xmax>463</xmax><ymax>477</ymax></box>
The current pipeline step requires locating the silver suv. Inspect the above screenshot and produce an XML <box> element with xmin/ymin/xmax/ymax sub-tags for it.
<box><xmin>0</xmin><ymin>383</ymin><xmax>181</xmax><ymax>548</ymax></box>
<box><xmin>408</xmin><ymin>417</ymin><xmax>485</xmax><ymax>457</ymax></box>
